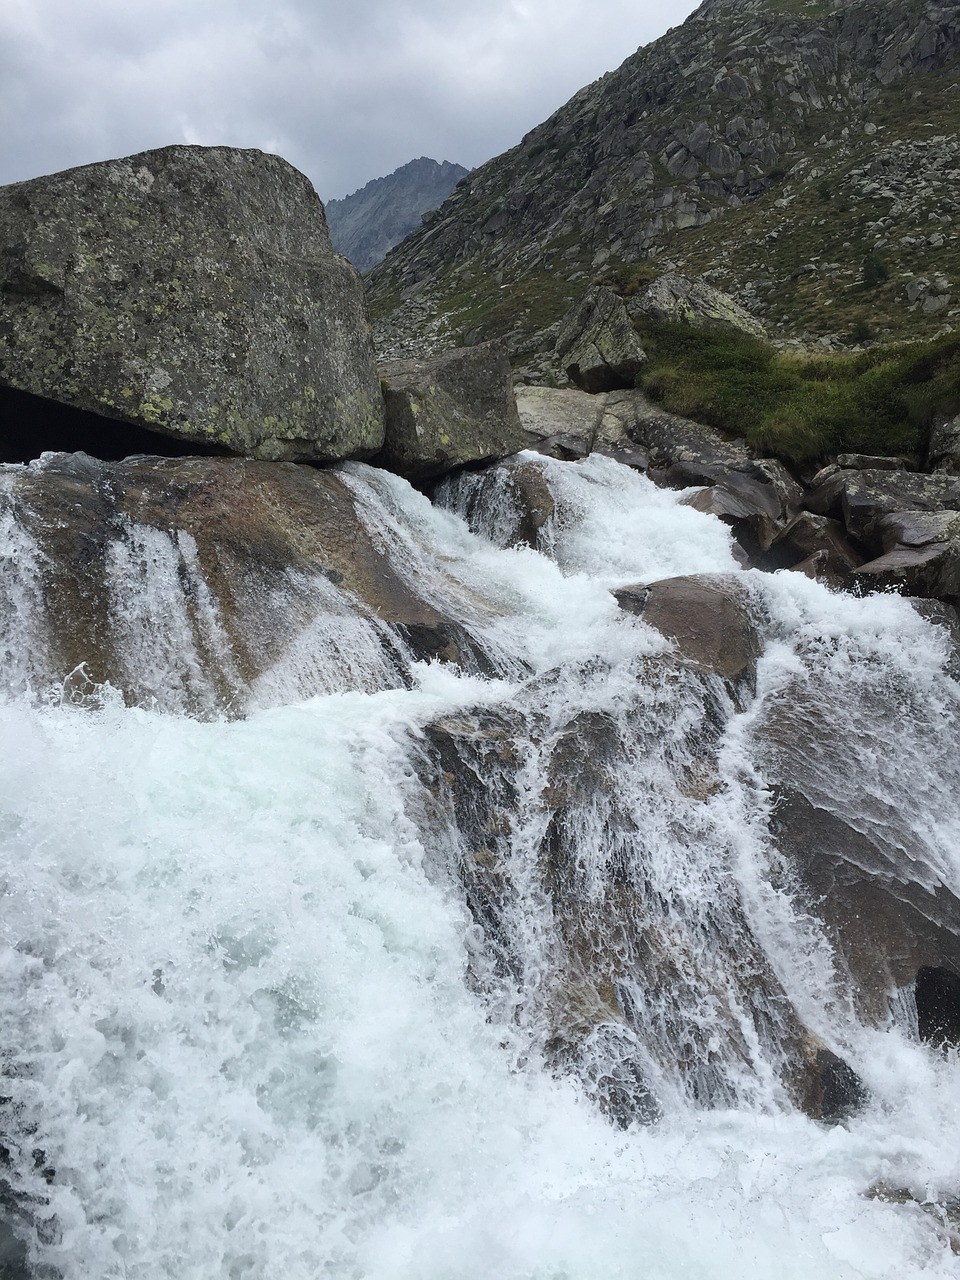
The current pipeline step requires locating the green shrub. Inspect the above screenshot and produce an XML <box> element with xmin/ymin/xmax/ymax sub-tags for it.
<box><xmin>635</xmin><ymin>321</ymin><xmax>960</xmax><ymax>465</ymax></box>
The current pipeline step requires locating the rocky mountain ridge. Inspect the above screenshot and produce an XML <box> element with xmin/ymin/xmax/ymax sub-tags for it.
<box><xmin>326</xmin><ymin>157</ymin><xmax>469</xmax><ymax>274</ymax></box>
<box><xmin>367</xmin><ymin>0</ymin><xmax>960</xmax><ymax>358</ymax></box>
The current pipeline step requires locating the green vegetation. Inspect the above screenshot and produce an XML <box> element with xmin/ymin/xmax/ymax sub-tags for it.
<box><xmin>635</xmin><ymin>320</ymin><xmax>960</xmax><ymax>464</ymax></box>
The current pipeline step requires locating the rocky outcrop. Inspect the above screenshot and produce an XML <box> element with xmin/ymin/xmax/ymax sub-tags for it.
<box><xmin>555</xmin><ymin>287</ymin><xmax>647</xmax><ymax>392</ymax></box>
<box><xmin>376</xmin><ymin>341</ymin><xmax>525</xmax><ymax>480</ymax></box>
<box><xmin>0</xmin><ymin>146</ymin><xmax>384</xmax><ymax>463</ymax></box>
<box><xmin>854</xmin><ymin>512</ymin><xmax>960</xmax><ymax>605</ymax></box>
<box><xmin>1</xmin><ymin>453</ymin><xmax>501</xmax><ymax>714</ymax></box>
<box><xmin>929</xmin><ymin>414</ymin><xmax>960</xmax><ymax>473</ymax></box>
<box><xmin>626</xmin><ymin>273</ymin><xmax>765</xmax><ymax>339</ymax></box>
<box><xmin>325</xmin><ymin>157</ymin><xmax>469</xmax><ymax>274</ymax></box>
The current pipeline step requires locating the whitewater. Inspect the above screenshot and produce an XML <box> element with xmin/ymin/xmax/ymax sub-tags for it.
<box><xmin>1</xmin><ymin>452</ymin><xmax>959</xmax><ymax>1278</ymax></box>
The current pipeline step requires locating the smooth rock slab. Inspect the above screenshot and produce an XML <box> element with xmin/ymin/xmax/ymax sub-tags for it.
<box><xmin>0</xmin><ymin>145</ymin><xmax>385</xmax><ymax>462</ymax></box>
<box><xmin>514</xmin><ymin>384</ymin><xmax>608</xmax><ymax>458</ymax></box>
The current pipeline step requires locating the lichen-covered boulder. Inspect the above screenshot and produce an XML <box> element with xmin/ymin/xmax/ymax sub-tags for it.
<box><xmin>626</xmin><ymin>273</ymin><xmax>766</xmax><ymax>340</ymax></box>
<box><xmin>0</xmin><ymin>145</ymin><xmax>385</xmax><ymax>462</ymax></box>
<box><xmin>375</xmin><ymin>340</ymin><xmax>525</xmax><ymax>480</ymax></box>
<box><xmin>555</xmin><ymin>286</ymin><xmax>647</xmax><ymax>393</ymax></box>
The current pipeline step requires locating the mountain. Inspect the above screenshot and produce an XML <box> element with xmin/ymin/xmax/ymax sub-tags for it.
<box><xmin>325</xmin><ymin>157</ymin><xmax>469</xmax><ymax>274</ymax></box>
<box><xmin>368</xmin><ymin>0</ymin><xmax>960</xmax><ymax>357</ymax></box>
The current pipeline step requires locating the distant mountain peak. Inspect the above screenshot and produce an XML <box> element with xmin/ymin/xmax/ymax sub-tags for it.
<box><xmin>325</xmin><ymin>157</ymin><xmax>469</xmax><ymax>274</ymax></box>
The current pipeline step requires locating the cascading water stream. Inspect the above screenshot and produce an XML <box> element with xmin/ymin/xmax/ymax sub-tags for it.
<box><xmin>0</xmin><ymin>451</ymin><xmax>959</xmax><ymax>1278</ymax></box>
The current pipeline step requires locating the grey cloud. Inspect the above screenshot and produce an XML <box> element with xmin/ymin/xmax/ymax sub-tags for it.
<box><xmin>1</xmin><ymin>0</ymin><xmax>700</xmax><ymax>200</ymax></box>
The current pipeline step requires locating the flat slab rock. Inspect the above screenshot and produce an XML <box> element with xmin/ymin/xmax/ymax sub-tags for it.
<box><xmin>514</xmin><ymin>384</ymin><xmax>608</xmax><ymax>459</ymax></box>
<box><xmin>0</xmin><ymin>145</ymin><xmax>384</xmax><ymax>462</ymax></box>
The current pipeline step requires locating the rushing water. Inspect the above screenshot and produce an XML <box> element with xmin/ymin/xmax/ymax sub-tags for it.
<box><xmin>1</xmin><ymin>453</ymin><xmax>959</xmax><ymax>1278</ymax></box>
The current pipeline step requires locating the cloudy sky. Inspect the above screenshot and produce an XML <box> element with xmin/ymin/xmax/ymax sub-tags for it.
<box><xmin>1</xmin><ymin>0</ymin><xmax>700</xmax><ymax>202</ymax></box>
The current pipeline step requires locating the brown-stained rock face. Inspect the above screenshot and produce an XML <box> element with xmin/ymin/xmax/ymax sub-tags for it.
<box><xmin>0</xmin><ymin>146</ymin><xmax>385</xmax><ymax>464</ymax></box>
<box><xmin>614</xmin><ymin>573</ymin><xmax>763</xmax><ymax>698</ymax></box>
<box><xmin>2</xmin><ymin>453</ymin><xmax>499</xmax><ymax>714</ymax></box>
<box><xmin>411</xmin><ymin>647</ymin><xmax>865</xmax><ymax>1126</ymax></box>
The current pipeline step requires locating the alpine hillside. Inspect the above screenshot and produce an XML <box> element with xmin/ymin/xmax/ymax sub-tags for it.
<box><xmin>367</xmin><ymin>0</ymin><xmax>960</xmax><ymax>360</ymax></box>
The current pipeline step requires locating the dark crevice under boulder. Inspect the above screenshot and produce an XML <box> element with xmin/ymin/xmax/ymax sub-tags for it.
<box><xmin>0</xmin><ymin>384</ymin><xmax>227</xmax><ymax>464</ymax></box>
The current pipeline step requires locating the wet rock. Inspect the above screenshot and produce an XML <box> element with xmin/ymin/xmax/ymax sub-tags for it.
<box><xmin>867</xmin><ymin>1183</ymin><xmax>960</xmax><ymax>1255</ymax></box>
<box><xmin>596</xmin><ymin>390</ymin><xmax>801</xmax><ymax>551</ymax></box>
<box><xmin>3</xmin><ymin>453</ymin><xmax>499</xmax><ymax>712</ymax></box>
<box><xmin>626</xmin><ymin>272</ymin><xmax>766</xmax><ymax>339</ymax></box>
<box><xmin>434</xmin><ymin>456</ymin><xmax>556</xmax><ymax>549</ymax></box>
<box><xmin>854</xmin><ymin>510</ymin><xmax>960</xmax><ymax>604</ymax></box>
<box><xmin>514</xmin><ymin>385</ymin><xmax>608</xmax><ymax>459</ymax></box>
<box><xmin>675</xmin><ymin>460</ymin><xmax>802</xmax><ymax>553</ymax></box>
<box><xmin>415</xmin><ymin>672</ymin><xmax>818</xmax><ymax>1120</ymax></box>
<box><xmin>0</xmin><ymin>145</ymin><xmax>384</xmax><ymax>462</ymax></box>
<box><xmin>555</xmin><ymin>287</ymin><xmax>647</xmax><ymax>393</ymax></box>
<box><xmin>375</xmin><ymin>340</ymin><xmax>525</xmax><ymax>480</ymax></box>
<box><xmin>614</xmin><ymin>573</ymin><xmax>763</xmax><ymax>695</ymax></box>
<box><xmin>762</xmin><ymin>511</ymin><xmax>864</xmax><ymax>583</ymax></box>
<box><xmin>839</xmin><ymin>470</ymin><xmax>960</xmax><ymax>547</ymax></box>
<box><xmin>764</xmin><ymin>782</ymin><xmax>960</xmax><ymax>1024</ymax></box>
<box><xmin>795</xmin><ymin>1038</ymin><xmax>869</xmax><ymax>1124</ymax></box>
<box><xmin>915</xmin><ymin>966</ymin><xmax>960</xmax><ymax>1048</ymax></box>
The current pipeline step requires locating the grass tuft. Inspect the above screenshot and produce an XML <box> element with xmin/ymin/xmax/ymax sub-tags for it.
<box><xmin>635</xmin><ymin>321</ymin><xmax>960</xmax><ymax>464</ymax></box>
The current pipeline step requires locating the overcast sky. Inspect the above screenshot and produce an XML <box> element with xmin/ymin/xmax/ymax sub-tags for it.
<box><xmin>1</xmin><ymin>0</ymin><xmax>701</xmax><ymax>202</ymax></box>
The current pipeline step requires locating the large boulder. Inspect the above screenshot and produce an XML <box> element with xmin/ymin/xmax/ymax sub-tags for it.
<box><xmin>806</xmin><ymin>466</ymin><xmax>960</xmax><ymax>546</ymax></box>
<box><xmin>375</xmin><ymin>340</ymin><xmax>525</xmax><ymax>480</ymax></box>
<box><xmin>555</xmin><ymin>286</ymin><xmax>647</xmax><ymax>393</ymax></box>
<box><xmin>626</xmin><ymin>272</ymin><xmax>766</xmax><ymax>340</ymax></box>
<box><xmin>854</xmin><ymin>511</ymin><xmax>960</xmax><ymax>604</ymax></box>
<box><xmin>0</xmin><ymin>146</ymin><xmax>385</xmax><ymax>462</ymax></box>
<box><xmin>761</xmin><ymin>511</ymin><xmax>864</xmax><ymax>584</ymax></box>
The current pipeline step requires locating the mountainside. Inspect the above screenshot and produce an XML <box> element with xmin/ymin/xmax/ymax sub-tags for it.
<box><xmin>368</xmin><ymin>0</ymin><xmax>960</xmax><ymax>358</ymax></box>
<box><xmin>326</xmin><ymin>157</ymin><xmax>469</xmax><ymax>274</ymax></box>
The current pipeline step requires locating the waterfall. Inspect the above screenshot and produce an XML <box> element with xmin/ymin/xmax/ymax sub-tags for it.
<box><xmin>0</xmin><ymin>451</ymin><xmax>958</xmax><ymax>1278</ymax></box>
